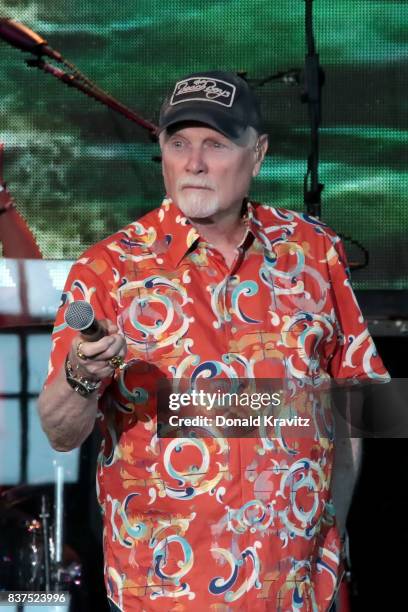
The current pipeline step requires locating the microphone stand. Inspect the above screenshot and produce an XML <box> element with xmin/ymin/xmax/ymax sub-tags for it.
<box><xmin>300</xmin><ymin>0</ymin><xmax>368</xmax><ymax>269</ymax></box>
<box><xmin>40</xmin><ymin>494</ymin><xmax>51</xmax><ymax>592</ymax></box>
<box><xmin>54</xmin><ymin>464</ymin><xmax>64</xmax><ymax>590</ymax></box>
<box><xmin>242</xmin><ymin>68</ymin><xmax>302</xmax><ymax>88</ymax></box>
<box><xmin>0</xmin><ymin>18</ymin><xmax>157</xmax><ymax>136</ymax></box>
<box><xmin>302</xmin><ymin>0</ymin><xmax>324</xmax><ymax>219</ymax></box>
<box><xmin>240</xmin><ymin>0</ymin><xmax>325</xmax><ymax>222</ymax></box>
<box><xmin>25</xmin><ymin>57</ymin><xmax>158</xmax><ymax>136</ymax></box>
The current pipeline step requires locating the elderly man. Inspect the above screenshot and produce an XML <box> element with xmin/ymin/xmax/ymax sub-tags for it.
<box><xmin>38</xmin><ymin>71</ymin><xmax>388</xmax><ymax>611</ymax></box>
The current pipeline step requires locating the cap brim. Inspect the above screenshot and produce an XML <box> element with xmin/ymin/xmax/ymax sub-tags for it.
<box><xmin>158</xmin><ymin>105</ymin><xmax>246</xmax><ymax>140</ymax></box>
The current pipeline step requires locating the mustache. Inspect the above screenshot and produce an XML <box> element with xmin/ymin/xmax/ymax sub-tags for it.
<box><xmin>177</xmin><ymin>178</ymin><xmax>215</xmax><ymax>190</ymax></box>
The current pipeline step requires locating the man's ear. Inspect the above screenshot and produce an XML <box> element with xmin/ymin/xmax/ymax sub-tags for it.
<box><xmin>252</xmin><ymin>134</ymin><xmax>269</xmax><ymax>177</ymax></box>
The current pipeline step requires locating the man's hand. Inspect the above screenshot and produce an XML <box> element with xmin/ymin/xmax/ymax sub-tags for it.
<box><xmin>38</xmin><ymin>319</ymin><xmax>127</xmax><ymax>451</ymax></box>
<box><xmin>68</xmin><ymin>319</ymin><xmax>127</xmax><ymax>382</ymax></box>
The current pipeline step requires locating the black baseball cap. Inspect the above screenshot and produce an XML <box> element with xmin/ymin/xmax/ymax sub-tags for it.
<box><xmin>158</xmin><ymin>70</ymin><xmax>264</xmax><ymax>139</ymax></box>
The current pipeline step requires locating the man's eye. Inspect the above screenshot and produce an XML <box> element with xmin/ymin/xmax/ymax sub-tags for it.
<box><xmin>167</xmin><ymin>139</ymin><xmax>185</xmax><ymax>149</ymax></box>
<box><xmin>209</xmin><ymin>141</ymin><xmax>225</xmax><ymax>149</ymax></box>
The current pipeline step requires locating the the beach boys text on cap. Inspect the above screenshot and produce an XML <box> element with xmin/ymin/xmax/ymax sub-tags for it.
<box><xmin>170</xmin><ymin>77</ymin><xmax>236</xmax><ymax>108</ymax></box>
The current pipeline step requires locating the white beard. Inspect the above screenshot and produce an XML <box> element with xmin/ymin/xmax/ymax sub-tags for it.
<box><xmin>176</xmin><ymin>188</ymin><xmax>220</xmax><ymax>219</ymax></box>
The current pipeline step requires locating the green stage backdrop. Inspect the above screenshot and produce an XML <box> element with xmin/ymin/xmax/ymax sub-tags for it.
<box><xmin>0</xmin><ymin>0</ymin><xmax>407</xmax><ymax>289</ymax></box>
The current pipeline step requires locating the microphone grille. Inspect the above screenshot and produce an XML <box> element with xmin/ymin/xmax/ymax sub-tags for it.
<box><xmin>64</xmin><ymin>300</ymin><xmax>95</xmax><ymax>331</ymax></box>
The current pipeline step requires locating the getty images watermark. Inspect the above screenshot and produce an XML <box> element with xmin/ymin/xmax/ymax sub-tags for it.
<box><xmin>157</xmin><ymin>377</ymin><xmax>406</xmax><ymax>439</ymax></box>
<box><xmin>167</xmin><ymin>389</ymin><xmax>311</xmax><ymax>430</ymax></box>
<box><xmin>156</xmin><ymin>380</ymin><xmax>323</xmax><ymax>438</ymax></box>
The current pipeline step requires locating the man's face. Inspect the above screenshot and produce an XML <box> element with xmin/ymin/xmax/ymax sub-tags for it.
<box><xmin>160</xmin><ymin>124</ymin><xmax>267</xmax><ymax>220</ymax></box>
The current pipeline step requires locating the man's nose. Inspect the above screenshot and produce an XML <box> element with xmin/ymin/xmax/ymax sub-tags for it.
<box><xmin>185</xmin><ymin>147</ymin><xmax>207</xmax><ymax>174</ymax></box>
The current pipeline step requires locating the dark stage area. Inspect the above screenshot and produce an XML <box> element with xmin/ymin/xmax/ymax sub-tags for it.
<box><xmin>348</xmin><ymin>336</ymin><xmax>408</xmax><ymax>610</ymax></box>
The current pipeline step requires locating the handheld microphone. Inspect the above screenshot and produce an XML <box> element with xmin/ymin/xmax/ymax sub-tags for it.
<box><xmin>0</xmin><ymin>18</ymin><xmax>62</xmax><ymax>62</ymax></box>
<box><xmin>64</xmin><ymin>300</ymin><xmax>106</xmax><ymax>342</ymax></box>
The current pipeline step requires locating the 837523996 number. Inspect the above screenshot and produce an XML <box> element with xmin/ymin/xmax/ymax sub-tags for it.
<box><xmin>0</xmin><ymin>591</ymin><xmax>69</xmax><ymax>606</ymax></box>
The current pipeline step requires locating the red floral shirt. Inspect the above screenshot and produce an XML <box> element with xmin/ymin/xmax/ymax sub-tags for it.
<box><xmin>46</xmin><ymin>200</ymin><xmax>388</xmax><ymax>611</ymax></box>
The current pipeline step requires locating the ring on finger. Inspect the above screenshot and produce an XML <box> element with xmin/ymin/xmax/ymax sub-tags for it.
<box><xmin>76</xmin><ymin>341</ymin><xmax>88</xmax><ymax>360</ymax></box>
<box><xmin>108</xmin><ymin>355</ymin><xmax>125</xmax><ymax>370</ymax></box>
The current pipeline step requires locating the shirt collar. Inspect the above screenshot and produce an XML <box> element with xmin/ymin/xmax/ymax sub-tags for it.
<box><xmin>156</xmin><ymin>198</ymin><xmax>199</xmax><ymax>267</ymax></box>
<box><xmin>157</xmin><ymin>197</ymin><xmax>264</xmax><ymax>268</ymax></box>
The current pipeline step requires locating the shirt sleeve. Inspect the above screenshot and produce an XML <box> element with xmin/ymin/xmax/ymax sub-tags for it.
<box><xmin>44</xmin><ymin>252</ymin><xmax>119</xmax><ymax>390</ymax></box>
<box><xmin>324</xmin><ymin>234</ymin><xmax>389</xmax><ymax>381</ymax></box>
